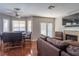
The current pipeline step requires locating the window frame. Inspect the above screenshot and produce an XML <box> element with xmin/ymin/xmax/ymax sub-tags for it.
<box><xmin>12</xmin><ymin>20</ymin><xmax>26</xmax><ymax>32</ymax></box>
<box><xmin>3</xmin><ymin>19</ymin><xmax>10</xmax><ymax>32</ymax></box>
<box><xmin>40</xmin><ymin>22</ymin><xmax>53</xmax><ymax>37</ymax></box>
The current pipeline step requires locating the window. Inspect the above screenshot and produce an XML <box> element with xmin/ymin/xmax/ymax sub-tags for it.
<box><xmin>40</xmin><ymin>23</ymin><xmax>46</xmax><ymax>35</ymax></box>
<box><xmin>3</xmin><ymin>19</ymin><xmax>9</xmax><ymax>32</ymax></box>
<box><xmin>47</xmin><ymin>23</ymin><xmax>52</xmax><ymax>37</ymax></box>
<box><xmin>27</xmin><ymin>20</ymin><xmax>32</xmax><ymax>32</ymax></box>
<box><xmin>19</xmin><ymin>21</ymin><xmax>26</xmax><ymax>31</ymax></box>
<box><xmin>12</xmin><ymin>21</ymin><xmax>19</xmax><ymax>31</ymax></box>
<box><xmin>12</xmin><ymin>20</ymin><xmax>26</xmax><ymax>31</ymax></box>
<box><xmin>40</xmin><ymin>22</ymin><xmax>53</xmax><ymax>37</ymax></box>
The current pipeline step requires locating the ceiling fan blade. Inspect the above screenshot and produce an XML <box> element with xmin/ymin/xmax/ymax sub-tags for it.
<box><xmin>0</xmin><ymin>7</ymin><xmax>22</xmax><ymax>17</ymax></box>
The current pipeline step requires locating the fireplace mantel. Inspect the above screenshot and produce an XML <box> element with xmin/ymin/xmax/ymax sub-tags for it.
<box><xmin>64</xmin><ymin>30</ymin><xmax>79</xmax><ymax>41</ymax></box>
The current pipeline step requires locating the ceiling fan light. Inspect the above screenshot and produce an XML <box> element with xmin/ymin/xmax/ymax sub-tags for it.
<box><xmin>16</xmin><ymin>15</ymin><xmax>21</xmax><ymax>18</ymax></box>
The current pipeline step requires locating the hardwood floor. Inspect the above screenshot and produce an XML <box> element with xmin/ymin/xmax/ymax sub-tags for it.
<box><xmin>0</xmin><ymin>40</ymin><xmax>37</xmax><ymax>56</ymax></box>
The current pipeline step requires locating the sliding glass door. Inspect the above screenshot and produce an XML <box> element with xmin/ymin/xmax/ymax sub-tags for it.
<box><xmin>40</xmin><ymin>22</ymin><xmax>53</xmax><ymax>37</ymax></box>
<box><xmin>47</xmin><ymin>23</ymin><xmax>53</xmax><ymax>37</ymax></box>
<box><xmin>40</xmin><ymin>23</ymin><xmax>46</xmax><ymax>35</ymax></box>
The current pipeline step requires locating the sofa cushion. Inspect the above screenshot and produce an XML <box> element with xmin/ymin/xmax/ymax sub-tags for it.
<box><xmin>61</xmin><ymin>51</ymin><xmax>70</xmax><ymax>56</ymax></box>
<box><xmin>66</xmin><ymin>45</ymin><xmax>79</xmax><ymax>56</ymax></box>
<box><xmin>53</xmin><ymin>37</ymin><xmax>63</xmax><ymax>40</ymax></box>
<box><xmin>40</xmin><ymin>34</ymin><xmax>47</xmax><ymax>41</ymax></box>
<box><xmin>47</xmin><ymin>38</ymin><xmax>68</xmax><ymax>50</ymax></box>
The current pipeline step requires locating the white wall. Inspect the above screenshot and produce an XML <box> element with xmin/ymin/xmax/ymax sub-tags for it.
<box><xmin>55</xmin><ymin>16</ymin><xmax>63</xmax><ymax>32</ymax></box>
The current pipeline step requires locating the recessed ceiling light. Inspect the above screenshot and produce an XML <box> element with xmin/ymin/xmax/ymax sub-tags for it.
<box><xmin>48</xmin><ymin>5</ymin><xmax>55</xmax><ymax>9</ymax></box>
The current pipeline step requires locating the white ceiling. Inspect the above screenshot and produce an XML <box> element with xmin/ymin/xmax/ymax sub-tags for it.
<box><xmin>0</xmin><ymin>3</ymin><xmax>79</xmax><ymax>18</ymax></box>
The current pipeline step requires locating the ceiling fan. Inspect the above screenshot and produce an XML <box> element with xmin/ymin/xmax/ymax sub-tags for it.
<box><xmin>48</xmin><ymin>4</ymin><xmax>55</xmax><ymax>10</ymax></box>
<box><xmin>0</xmin><ymin>7</ymin><xmax>22</xmax><ymax>18</ymax></box>
<box><xmin>11</xmin><ymin>8</ymin><xmax>21</xmax><ymax>18</ymax></box>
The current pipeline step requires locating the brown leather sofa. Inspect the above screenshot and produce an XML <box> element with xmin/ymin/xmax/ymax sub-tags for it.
<box><xmin>37</xmin><ymin>33</ymin><xmax>79</xmax><ymax>56</ymax></box>
<box><xmin>37</xmin><ymin>38</ymin><xmax>60</xmax><ymax>56</ymax></box>
<box><xmin>37</xmin><ymin>34</ymin><xmax>68</xmax><ymax>56</ymax></box>
<box><xmin>61</xmin><ymin>41</ymin><xmax>79</xmax><ymax>56</ymax></box>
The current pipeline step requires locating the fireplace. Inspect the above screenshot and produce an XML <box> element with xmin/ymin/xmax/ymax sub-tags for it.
<box><xmin>66</xmin><ymin>34</ymin><xmax>78</xmax><ymax>41</ymax></box>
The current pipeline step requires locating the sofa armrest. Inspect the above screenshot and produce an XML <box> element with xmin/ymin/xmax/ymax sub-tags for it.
<box><xmin>37</xmin><ymin>39</ymin><xmax>60</xmax><ymax>56</ymax></box>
